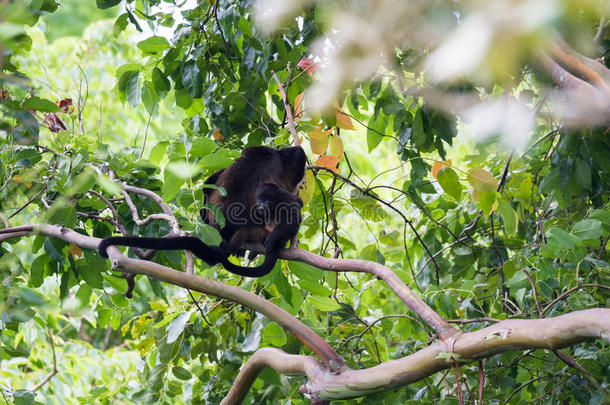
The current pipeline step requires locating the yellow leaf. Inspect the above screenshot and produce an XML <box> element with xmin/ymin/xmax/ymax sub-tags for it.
<box><xmin>468</xmin><ymin>168</ymin><xmax>498</xmax><ymax>192</ymax></box>
<box><xmin>298</xmin><ymin>170</ymin><xmax>316</xmax><ymax>206</ymax></box>
<box><xmin>316</xmin><ymin>155</ymin><xmax>340</xmax><ymax>173</ymax></box>
<box><xmin>431</xmin><ymin>160</ymin><xmax>452</xmax><ymax>179</ymax></box>
<box><xmin>329</xmin><ymin>134</ymin><xmax>344</xmax><ymax>160</ymax></box>
<box><xmin>309</xmin><ymin>127</ymin><xmax>331</xmax><ymax>155</ymax></box>
<box><xmin>335</xmin><ymin>109</ymin><xmax>354</xmax><ymax>130</ymax></box>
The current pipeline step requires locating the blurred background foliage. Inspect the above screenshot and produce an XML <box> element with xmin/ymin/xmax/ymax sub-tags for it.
<box><xmin>0</xmin><ymin>0</ymin><xmax>609</xmax><ymax>404</ymax></box>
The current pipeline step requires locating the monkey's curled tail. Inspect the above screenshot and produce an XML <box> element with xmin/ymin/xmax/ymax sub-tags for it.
<box><xmin>98</xmin><ymin>236</ymin><xmax>277</xmax><ymax>277</ymax></box>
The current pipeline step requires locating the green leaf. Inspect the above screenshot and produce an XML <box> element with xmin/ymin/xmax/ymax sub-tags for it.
<box><xmin>547</xmin><ymin>227</ymin><xmax>575</xmax><ymax>250</ymax></box>
<box><xmin>149</xmin><ymin>141</ymin><xmax>169</xmax><ymax>164</ymax></box>
<box><xmin>30</xmin><ymin>255</ymin><xmax>47</xmax><ymax>288</ymax></box>
<box><xmin>110</xmin><ymin>293</ymin><xmax>129</xmax><ymax>308</ymax></box>
<box><xmin>189</xmin><ymin>138</ymin><xmax>217</xmax><ymax>158</ymax></box>
<box><xmin>297</xmin><ymin>279</ymin><xmax>331</xmax><ymax>296</ymax></box>
<box><xmin>571</xmin><ymin>219</ymin><xmax>602</xmax><ymax>240</ymax></box>
<box><xmin>76</xmin><ymin>284</ymin><xmax>92</xmax><ymax>304</ymax></box>
<box><xmin>125</xmin><ymin>71</ymin><xmax>141</xmax><ymax>107</ymax></box>
<box><xmin>497</xmin><ymin>198</ymin><xmax>518</xmax><ymax>235</ymax></box>
<box><xmin>573</xmin><ymin>158</ymin><xmax>591</xmax><ymax>191</ymax></box>
<box><xmin>66</xmin><ymin>168</ymin><xmax>97</xmax><ymax>195</ymax></box>
<box><xmin>97</xmin><ymin>175</ymin><xmax>123</xmax><ymax>195</ymax></box>
<box><xmin>152</xmin><ymin>67</ymin><xmax>171</xmax><ymax>94</ymax></box>
<box><xmin>172</xmin><ymin>366</ymin><xmax>192</xmax><ymax>380</ymax></box>
<box><xmin>366</xmin><ymin>112</ymin><xmax>386</xmax><ymax>152</ymax></box>
<box><xmin>478</xmin><ymin>191</ymin><xmax>497</xmax><ymax>217</ymax></box>
<box><xmin>78</xmin><ymin>262</ymin><xmax>104</xmax><ymax>289</ymax></box>
<box><xmin>308</xmin><ymin>296</ymin><xmax>342</xmax><ymax>312</ymax></box>
<box><xmin>162</xmin><ymin>169</ymin><xmax>184</xmax><ymax>201</ymax></box>
<box><xmin>166</xmin><ymin>161</ymin><xmax>200</xmax><ymax>179</ymax></box>
<box><xmin>261</xmin><ymin>322</ymin><xmax>287</xmax><ymax>346</ymax></box>
<box><xmin>137</xmin><ymin>36</ymin><xmax>169</xmax><ymax>55</ymax></box>
<box><xmin>17</xmin><ymin>288</ymin><xmax>46</xmax><ymax>306</ymax></box>
<box><xmin>197</xmin><ymin>153</ymin><xmax>234</xmax><ymax>171</ymax></box>
<box><xmin>199</xmin><ymin>224</ymin><xmax>222</xmax><ymax>246</ymax></box>
<box><xmin>411</xmin><ymin>108</ymin><xmax>426</xmax><ymax>147</ymax></box>
<box><xmin>113</xmin><ymin>13</ymin><xmax>129</xmax><ymax>37</ymax></box>
<box><xmin>96</xmin><ymin>0</ymin><xmax>122</xmax><ymax>9</ymax></box>
<box><xmin>437</xmin><ymin>167</ymin><xmax>461</xmax><ymax>200</ymax></box>
<box><xmin>22</xmin><ymin>96</ymin><xmax>61</xmax><ymax>112</ymax></box>
<box><xmin>182</xmin><ymin>60</ymin><xmax>203</xmax><ymax>98</ymax></box>
<box><xmin>287</xmin><ymin>261</ymin><xmax>324</xmax><ymax>282</ymax></box>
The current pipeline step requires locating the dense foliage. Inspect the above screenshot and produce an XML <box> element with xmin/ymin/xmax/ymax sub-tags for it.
<box><xmin>1</xmin><ymin>0</ymin><xmax>609</xmax><ymax>404</ymax></box>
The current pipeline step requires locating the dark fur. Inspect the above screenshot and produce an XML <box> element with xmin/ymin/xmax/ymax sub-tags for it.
<box><xmin>98</xmin><ymin>146</ymin><xmax>306</xmax><ymax>293</ymax></box>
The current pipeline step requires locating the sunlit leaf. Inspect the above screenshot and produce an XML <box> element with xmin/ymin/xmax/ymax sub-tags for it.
<box><xmin>315</xmin><ymin>155</ymin><xmax>340</xmax><ymax>173</ymax></box>
<box><xmin>298</xmin><ymin>169</ymin><xmax>315</xmax><ymax>206</ymax></box>
<box><xmin>329</xmin><ymin>134</ymin><xmax>344</xmax><ymax>160</ymax></box>
<box><xmin>336</xmin><ymin>108</ymin><xmax>354</xmax><ymax>130</ymax></box>
<box><xmin>22</xmin><ymin>96</ymin><xmax>61</xmax><ymax>112</ymax></box>
<box><xmin>137</xmin><ymin>36</ymin><xmax>169</xmax><ymax>55</ymax></box>
<box><xmin>437</xmin><ymin>167</ymin><xmax>461</xmax><ymax>200</ymax></box>
<box><xmin>468</xmin><ymin>168</ymin><xmax>497</xmax><ymax>192</ymax></box>
<box><xmin>498</xmin><ymin>198</ymin><xmax>518</xmax><ymax>235</ymax></box>
<box><xmin>309</xmin><ymin>127</ymin><xmax>331</xmax><ymax>155</ymax></box>
<box><xmin>431</xmin><ymin>159</ymin><xmax>452</xmax><ymax>179</ymax></box>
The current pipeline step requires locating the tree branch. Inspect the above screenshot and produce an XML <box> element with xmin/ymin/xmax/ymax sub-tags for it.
<box><xmin>0</xmin><ymin>224</ymin><xmax>345</xmax><ymax>373</ymax></box>
<box><xmin>272</xmin><ymin>71</ymin><xmax>301</xmax><ymax>146</ymax></box>
<box><xmin>281</xmin><ymin>248</ymin><xmax>457</xmax><ymax>339</ymax></box>
<box><xmin>223</xmin><ymin>309</ymin><xmax>610</xmax><ymax>403</ymax></box>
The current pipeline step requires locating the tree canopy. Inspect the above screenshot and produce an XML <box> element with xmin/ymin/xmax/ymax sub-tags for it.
<box><xmin>1</xmin><ymin>0</ymin><xmax>609</xmax><ymax>404</ymax></box>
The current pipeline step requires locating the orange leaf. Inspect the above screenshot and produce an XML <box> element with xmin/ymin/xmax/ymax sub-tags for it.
<box><xmin>294</xmin><ymin>92</ymin><xmax>304</xmax><ymax>121</ymax></box>
<box><xmin>212</xmin><ymin>128</ymin><xmax>225</xmax><ymax>143</ymax></box>
<box><xmin>69</xmin><ymin>243</ymin><xmax>83</xmax><ymax>258</ymax></box>
<box><xmin>309</xmin><ymin>127</ymin><xmax>331</xmax><ymax>155</ymax></box>
<box><xmin>330</xmin><ymin>134</ymin><xmax>344</xmax><ymax>160</ymax></box>
<box><xmin>316</xmin><ymin>155</ymin><xmax>340</xmax><ymax>173</ymax></box>
<box><xmin>431</xmin><ymin>160</ymin><xmax>452</xmax><ymax>179</ymax></box>
<box><xmin>335</xmin><ymin>109</ymin><xmax>354</xmax><ymax>130</ymax></box>
<box><xmin>297</xmin><ymin>58</ymin><xmax>318</xmax><ymax>76</ymax></box>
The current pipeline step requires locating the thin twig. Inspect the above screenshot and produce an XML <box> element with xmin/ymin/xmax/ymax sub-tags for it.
<box><xmin>554</xmin><ymin>349</ymin><xmax>610</xmax><ymax>401</ymax></box>
<box><xmin>271</xmin><ymin>71</ymin><xmax>301</xmax><ymax>146</ymax></box>
<box><xmin>523</xmin><ymin>269</ymin><xmax>542</xmax><ymax>316</ymax></box>
<box><xmin>542</xmin><ymin>283</ymin><xmax>610</xmax><ymax>316</ymax></box>
<box><xmin>32</xmin><ymin>331</ymin><xmax>57</xmax><ymax>391</ymax></box>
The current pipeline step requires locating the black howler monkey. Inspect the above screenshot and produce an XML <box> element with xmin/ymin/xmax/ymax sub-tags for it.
<box><xmin>98</xmin><ymin>146</ymin><xmax>306</xmax><ymax>291</ymax></box>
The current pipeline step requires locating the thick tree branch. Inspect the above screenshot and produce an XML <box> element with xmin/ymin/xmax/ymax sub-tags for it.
<box><xmin>220</xmin><ymin>348</ymin><xmax>327</xmax><ymax>405</ymax></box>
<box><xmin>0</xmin><ymin>224</ymin><xmax>345</xmax><ymax>373</ymax></box>
<box><xmin>224</xmin><ymin>309</ymin><xmax>610</xmax><ymax>403</ymax></box>
<box><xmin>2</xmin><ymin>225</ymin><xmax>608</xmax><ymax>402</ymax></box>
<box><xmin>548</xmin><ymin>41</ymin><xmax>610</xmax><ymax>99</ymax></box>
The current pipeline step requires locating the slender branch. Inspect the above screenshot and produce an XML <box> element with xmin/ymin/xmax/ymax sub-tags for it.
<box><xmin>32</xmin><ymin>331</ymin><xmax>57</xmax><ymax>391</ymax></box>
<box><xmin>281</xmin><ymin>248</ymin><xmax>457</xmax><ymax>339</ymax></box>
<box><xmin>554</xmin><ymin>349</ymin><xmax>610</xmax><ymax>401</ymax></box>
<box><xmin>523</xmin><ymin>269</ymin><xmax>542</xmax><ymax>316</ymax></box>
<box><xmin>271</xmin><ymin>71</ymin><xmax>301</xmax><ymax>146</ymax></box>
<box><xmin>542</xmin><ymin>283</ymin><xmax>610</xmax><ymax>316</ymax></box>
